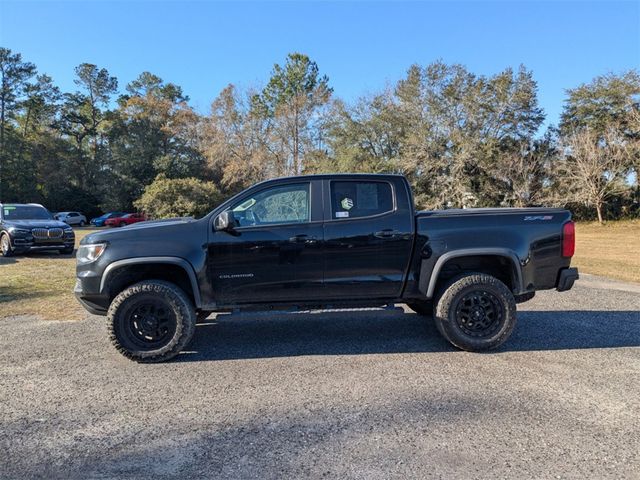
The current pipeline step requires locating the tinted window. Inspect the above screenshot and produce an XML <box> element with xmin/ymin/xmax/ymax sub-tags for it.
<box><xmin>2</xmin><ymin>205</ymin><xmax>52</xmax><ymax>220</ymax></box>
<box><xmin>331</xmin><ymin>181</ymin><xmax>393</xmax><ymax>219</ymax></box>
<box><xmin>232</xmin><ymin>183</ymin><xmax>310</xmax><ymax>227</ymax></box>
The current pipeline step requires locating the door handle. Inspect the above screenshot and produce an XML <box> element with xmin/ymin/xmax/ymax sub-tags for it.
<box><xmin>374</xmin><ymin>229</ymin><xmax>399</xmax><ymax>239</ymax></box>
<box><xmin>289</xmin><ymin>234</ymin><xmax>317</xmax><ymax>244</ymax></box>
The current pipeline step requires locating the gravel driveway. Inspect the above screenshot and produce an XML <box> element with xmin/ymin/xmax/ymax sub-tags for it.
<box><xmin>1</xmin><ymin>274</ymin><xmax>639</xmax><ymax>479</ymax></box>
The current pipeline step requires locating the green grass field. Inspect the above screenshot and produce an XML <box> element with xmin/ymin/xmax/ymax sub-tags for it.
<box><xmin>0</xmin><ymin>228</ymin><xmax>98</xmax><ymax>320</ymax></box>
<box><xmin>573</xmin><ymin>219</ymin><xmax>640</xmax><ymax>284</ymax></box>
<box><xmin>1</xmin><ymin>221</ymin><xmax>638</xmax><ymax>320</ymax></box>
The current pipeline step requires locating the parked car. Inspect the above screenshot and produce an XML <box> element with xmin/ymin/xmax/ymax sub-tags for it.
<box><xmin>90</xmin><ymin>212</ymin><xmax>125</xmax><ymax>227</ymax></box>
<box><xmin>55</xmin><ymin>211</ymin><xmax>87</xmax><ymax>226</ymax></box>
<box><xmin>1</xmin><ymin>203</ymin><xmax>75</xmax><ymax>256</ymax></box>
<box><xmin>75</xmin><ymin>174</ymin><xmax>578</xmax><ymax>362</ymax></box>
<box><xmin>104</xmin><ymin>213</ymin><xmax>146</xmax><ymax>228</ymax></box>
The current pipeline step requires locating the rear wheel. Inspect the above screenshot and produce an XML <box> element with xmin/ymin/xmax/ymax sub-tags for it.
<box><xmin>80</xmin><ymin>220</ymin><xmax>86</xmax><ymax>227</ymax></box>
<box><xmin>433</xmin><ymin>273</ymin><xmax>517</xmax><ymax>352</ymax></box>
<box><xmin>107</xmin><ymin>280</ymin><xmax>197</xmax><ymax>363</ymax></box>
<box><xmin>1</xmin><ymin>234</ymin><xmax>13</xmax><ymax>257</ymax></box>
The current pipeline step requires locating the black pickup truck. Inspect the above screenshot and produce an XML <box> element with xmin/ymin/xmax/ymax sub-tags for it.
<box><xmin>75</xmin><ymin>174</ymin><xmax>578</xmax><ymax>362</ymax></box>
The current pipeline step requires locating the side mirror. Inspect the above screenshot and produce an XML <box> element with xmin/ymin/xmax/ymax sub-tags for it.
<box><xmin>214</xmin><ymin>211</ymin><xmax>237</xmax><ymax>232</ymax></box>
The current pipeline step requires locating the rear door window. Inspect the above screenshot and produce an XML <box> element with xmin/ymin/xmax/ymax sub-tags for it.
<box><xmin>331</xmin><ymin>181</ymin><xmax>393</xmax><ymax>219</ymax></box>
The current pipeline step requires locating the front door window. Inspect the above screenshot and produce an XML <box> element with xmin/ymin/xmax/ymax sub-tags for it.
<box><xmin>232</xmin><ymin>183</ymin><xmax>310</xmax><ymax>227</ymax></box>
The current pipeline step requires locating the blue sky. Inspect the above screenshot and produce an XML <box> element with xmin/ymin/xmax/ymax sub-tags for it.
<box><xmin>1</xmin><ymin>1</ymin><xmax>639</xmax><ymax>130</ymax></box>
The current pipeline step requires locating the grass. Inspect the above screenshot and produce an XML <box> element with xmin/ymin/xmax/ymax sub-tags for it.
<box><xmin>0</xmin><ymin>228</ymin><xmax>98</xmax><ymax>320</ymax></box>
<box><xmin>574</xmin><ymin>219</ymin><xmax>640</xmax><ymax>284</ymax></box>
<box><xmin>1</xmin><ymin>221</ymin><xmax>638</xmax><ymax>321</ymax></box>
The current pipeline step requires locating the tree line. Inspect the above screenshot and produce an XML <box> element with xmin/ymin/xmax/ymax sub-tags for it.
<box><xmin>1</xmin><ymin>47</ymin><xmax>638</xmax><ymax>223</ymax></box>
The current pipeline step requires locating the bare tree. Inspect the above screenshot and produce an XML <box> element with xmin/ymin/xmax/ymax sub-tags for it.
<box><xmin>199</xmin><ymin>85</ymin><xmax>271</xmax><ymax>193</ymax></box>
<box><xmin>499</xmin><ymin>143</ymin><xmax>548</xmax><ymax>207</ymax></box>
<box><xmin>556</xmin><ymin>128</ymin><xmax>632</xmax><ymax>223</ymax></box>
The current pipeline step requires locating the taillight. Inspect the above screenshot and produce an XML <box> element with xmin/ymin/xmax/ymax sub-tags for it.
<box><xmin>562</xmin><ymin>221</ymin><xmax>575</xmax><ymax>257</ymax></box>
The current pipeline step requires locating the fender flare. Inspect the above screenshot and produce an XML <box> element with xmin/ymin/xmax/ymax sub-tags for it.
<box><xmin>425</xmin><ymin>248</ymin><xmax>524</xmax><ymax>299</ymax></box>
<box><xmin>100</xmin><ymin>256</ymin><xmax>202</xmax><ymax>307</ymax></box>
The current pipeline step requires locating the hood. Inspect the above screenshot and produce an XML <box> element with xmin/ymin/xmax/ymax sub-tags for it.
<box><xmin>3</xmin><ymin>219</ymin><xmax>70</xmax><ymax>229</ymax></box>
<box><xmin>82</xmin><ymin>217</ymin><xmax>196</xmax><ymax>244</ymax></box>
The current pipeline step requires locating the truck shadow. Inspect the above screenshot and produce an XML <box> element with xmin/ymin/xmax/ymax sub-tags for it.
<box><xmin>179</xmin><ymin>309</ymin><xmax>640</xmax><ymax>362</ymax></box>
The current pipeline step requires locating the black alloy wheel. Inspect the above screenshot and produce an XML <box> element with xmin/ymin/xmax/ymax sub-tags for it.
<box><xmin>454</xmin><ymin>290</ymin><xmax>503</xmax><ymax>338</ymax></box>
<box><xmin>433</xmin><ymin>273</ymin><xmax>517</xmax><ymax>351</ymax></box>
<box><xmin>124</xmin><ymin>301</ymin><xmax>177</xmax><ymax>350</ymax></box>
<box><xmin>107</xmin><ymin>280</ymin><xmax>197</xmax><ymax>362</ymax></box>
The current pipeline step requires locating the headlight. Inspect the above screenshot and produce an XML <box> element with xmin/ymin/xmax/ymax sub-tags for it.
<box><xmin>8</xmin><ymin>227</ymin><xmax>30</xmax><ymax>236</ymax></box>
<box><xmin>77</xmin><ymin>243</ymin><xmax>107</xmax><ymax>264</ymax></box>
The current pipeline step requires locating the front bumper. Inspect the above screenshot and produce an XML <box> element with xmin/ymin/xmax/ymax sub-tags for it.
<box><xmin>74</xmin><ymin>278</ymin><xmax>109</xmax><ymax>315</ymax></box>
<box><xmin>556</xmin><ymin>267</ymin><xmax>579</xmax><ymax>292</ymax></box>
<box><xmin>12</xmin><ymin>237</ymin><xmax>75</xmax><ymax>252</ymax></box>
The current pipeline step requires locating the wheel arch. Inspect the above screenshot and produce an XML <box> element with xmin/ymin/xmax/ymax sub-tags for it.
<box><xmin>425</xmin><ymin>248</ymin><xmax>523</xmax><ymax>299</ymax></box>
<box><xmin>100</xmin><ymin>257</ymin><xmax>202</xmax><ymax>308</ymax></box>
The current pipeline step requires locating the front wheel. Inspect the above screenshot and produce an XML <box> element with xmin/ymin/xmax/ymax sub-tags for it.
<box><xmin>107</xmin><ymin>280</ymin><xmax>197</xmax><ymax>362</ymax></box>
<box><xmin>119</xmin><ymin>222</ymin><xmax>126</xmax><ymax>227</ymax></box>
<box><xmin>433</xmin><ymin>273</ymin><xmax>517</xmax><ymax>352</ymax></box>
<box><xmin>1</xmin><ymin>234</ymin><xmax>14</xmax><ymax>257</ymax></box>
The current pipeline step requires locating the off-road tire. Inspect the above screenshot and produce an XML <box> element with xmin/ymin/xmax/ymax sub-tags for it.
<box><xmin>433</xmin><ymin>273</ymin><xmax>517</xmax><ymax>352</ymax></box>
<box><xmin>107</xmin><ymin>280</ymin><xmax>197</xmax><ymax>363</ymax></box>
<box><xmin>406</xmin><ymin>301</ymin><xmax>432</xmax><ymax>316</ymax></box>
<box><xmin>1</xmin><ymin>233</ymin><xmax>13</xmax><ymax>257</ymax></box>
<box><xmin>515</xmin><ymin>291</ymin><xmax>536</xmax><ymax>304</ymax></box>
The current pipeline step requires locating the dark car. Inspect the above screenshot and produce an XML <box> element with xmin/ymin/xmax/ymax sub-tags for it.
<box><xmin>1</xmin><ymin>203</ymin><xmax>75</xmax><ymax>256</ymax></box>
<box><xmin>104</xmin><ymin>213</ymin><xmax>146</xmax><ymax>228</ymax></box>
<box><xmin>75</xmin><ymin>174</ymin><xmax>578</xmax><ymax>362</ymax></box>
<box><xmin>91</xmin><ymin>212</ymin><xmax>125</xmax><ymax>227</ymax></box>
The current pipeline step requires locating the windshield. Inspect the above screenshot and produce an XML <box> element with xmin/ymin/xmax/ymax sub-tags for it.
<box><xmin>2</xmin><ymin>205</ymin><xmax>53</xmax><ymax>220</ymax></box>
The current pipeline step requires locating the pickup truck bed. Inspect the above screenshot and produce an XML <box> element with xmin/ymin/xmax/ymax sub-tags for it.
<box><xmin>409</xmin><ymin>207</ymin><xmax>574</xmax><ymax>300</ymax></box>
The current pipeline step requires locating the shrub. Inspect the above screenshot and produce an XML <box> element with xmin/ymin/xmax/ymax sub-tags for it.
<box><xmin>134</xmin><ymin>175</ymin><xmax>224</xmax><ymax>219</ymax></box>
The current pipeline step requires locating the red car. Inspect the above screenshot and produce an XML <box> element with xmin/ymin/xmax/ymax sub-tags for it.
<box><xmin>104</xmin><ymin>213</ymin><xmax>147</xmax><ymax>228</ymax></box>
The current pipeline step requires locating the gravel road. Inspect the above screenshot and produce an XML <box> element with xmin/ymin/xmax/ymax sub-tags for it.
<box><xmin>1</xmin><ymin>275</ymin><xmax>639</xmax><ymax>479</ymax></box>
